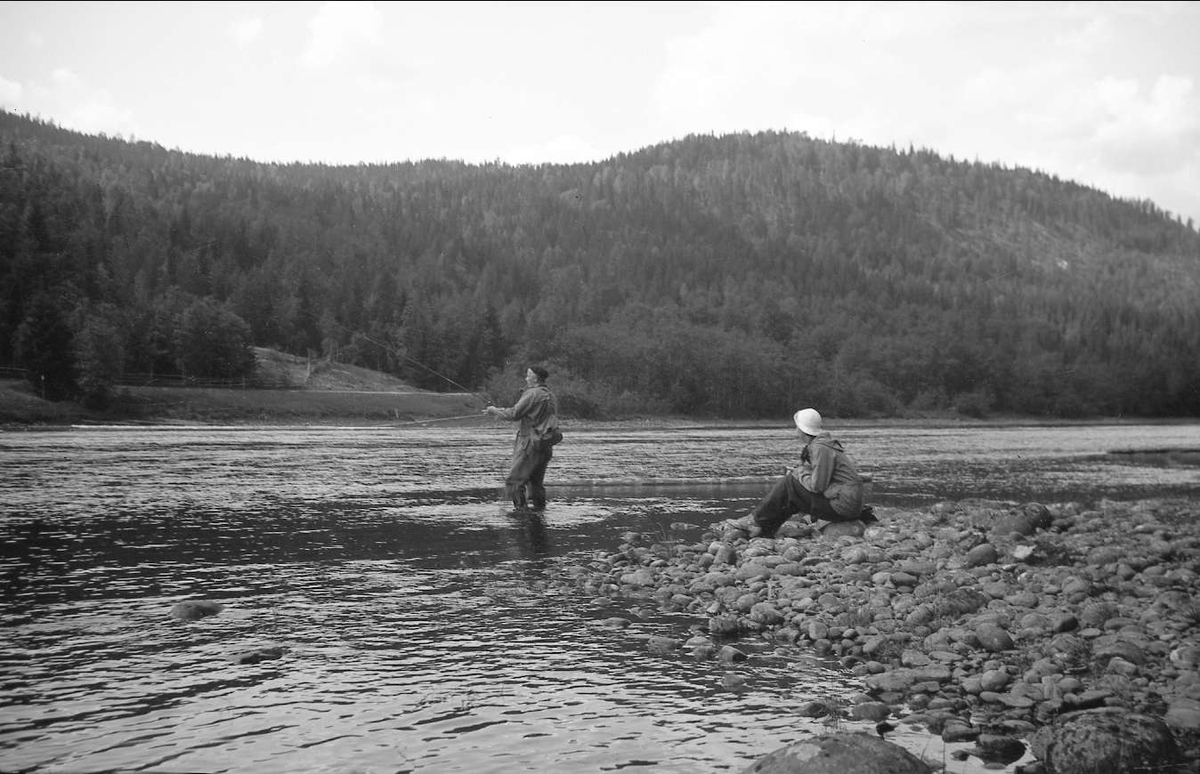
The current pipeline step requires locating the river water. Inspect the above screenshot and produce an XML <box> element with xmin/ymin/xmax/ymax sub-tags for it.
<box><xmin>2</xmin><ymin>420</ymin><xmax>1199</xmax><ymax>773</ymax></box>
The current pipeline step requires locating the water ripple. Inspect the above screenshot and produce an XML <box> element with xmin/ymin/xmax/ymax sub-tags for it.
<box><xmin>4</xmin><ymin>423</ymin><xmax>1199</xmax><ymax>772</ymax></box>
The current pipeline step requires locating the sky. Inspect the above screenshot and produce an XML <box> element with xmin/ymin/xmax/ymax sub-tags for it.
<box><xmin>2</xmin><ymin>1</ymin><xmax>1198</xmax><ymax>227</ymax></box>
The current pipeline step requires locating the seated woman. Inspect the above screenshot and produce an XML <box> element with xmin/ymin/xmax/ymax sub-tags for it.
<box><xmin>745</xmin><ymin>407</ymin><xmax>875</xmax><ymax>538</ymax></box>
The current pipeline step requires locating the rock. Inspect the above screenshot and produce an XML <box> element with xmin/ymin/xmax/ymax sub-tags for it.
<box><xmin>931</xmin><ymin>588</ymin><xmax>990</xmax><ymax>617</ymax></box>
<box><xmin>1164</xmin><ymin>696</ymin><xmax>1200</xmax><ymax>731</ymax></box>
<box><xmin>718</xmin><ymin>644</ymin><xmax>748</xmax><ymax>663</ymax></box>
<box><xmin>1062</xmin><ymin>690</ymin><xmax>1113</xmax><ymax>711</ymax></box>
<box><xmin>750</xmin><ymin>602</ymin><xmax>785</xmax><ymax>625</ymax></box>
<box><xmin>1061</xmin><ymin>576</ymin><xmax>1091</xmax><ymax>599</ymax></box>
<box><xmin>864</xmin><ymin>665</ymin><xmax>951</xmax><ymax>693</ymax></box>
<box><xmin>231</xmin><ymin>645</ymin><xmax>287</xmax><ymax>664</ymax></box>
<box><xmin>906</xmin><ymin>604</ymin><xmax>936</xmax><ymax>626</ymax></box>
<box><xmin>1048</xmin><ymin>613</ymin><xmax>1078</xmax><ymax>633</ymax></box>
<box><xmin>976</xmin><ymin>622</ymin><xmax>1015</xmax><ymax>652</ymax></box>
<box><xmin>1011</xmin><ymin>543</ymin><xmax>1037</xmax><ymax>562</ymax></box>
<box><xmin>820</xmin><ymin>521</ymin><xmax>865</xmax><ymax>538</ymax></box>
<box><xmin>1022</xmin><ymin>503</ymin><xmax>1053</xmax><ymax>529</ymax></box>
<box><xmin>1030</xmin><ymin>707</ymin><xmax>1181</xmax><ymax>774</ymax></box>
<box><xmin>1078</xmin><ymin>601</ymin><xmax>1115</xmax><ymax>628</ymax></box>
<box><xmin>797</xmin><ymin>700</ymin><xmax>836</xmax><ymax>718</ymax></box>
<box><xmin>1094</xmin><ymin>637</ymin><xmax>1147</xmax><ymax>666</ymax></box>
<box><xmin>897</xmin><ymin>559</ymin><xmax>937</xmax><ymax>577</ymax></box>
<box><xmin>966</xmin><ymin>543</ymin><xmax>999</xmax><ymax>567</ymax></box>
<box><xmin>646</xmin><ymin>635</ymin><xmax>681</xmax><ymax>654</ymax></box>
<box><xmin>569</xmin><ymin>499</ymin><xmax>1200</xmax><ymax>773</ymax></box>
<box><xmin>1086</xmin><ymin>545</ymin><xmax>1125</xmax><ymax>566</ymax></box>
<box><xmin>169</xmin><ymin>599</ymin><xmax>224</xmax><ymax>621</ymax></box>
<box><xmin>807</xmin><ymin>620</ymin><xmax>830</xmax><ymax>640</ymax></box>
<box><xmin>942</xmin><ymin>718</ymin><xmax>979</xmax><ymax>742</ymax></box>
<box><xmin>688</xmin><ymin>639</ymin><xmax>717</xmax><ymax>660</ymax></box>
<box><xmin>849</xmin><ymin>701</ymin><xmax>891</xmax><ymax>721</ymax></box>
<box><xmin>968</xmin><ymin>733</ymin><xmax>1026</xmax><ymax>764</ymax></box>
<box><xmin>1171</xmin><ymin>645</ymin><xmax>1200</xmax><ymax>670</ymax></box>
<box><xmin>620</xmin><ymin>568</ymin><xmax>656</xmax><ymax>587</ymax></box>
<box><xmin>710</xmin><ymin>614</ymin><xmax>741</xmax><ymax>638</ymax></box>
<box><xmin>980</xmin><ymin>668</ymin><xmax>1010</xmax><ymax>691</ymax></box>
<box><xmin>990</xmin><ymin>511</ymin><xmax>1042</xmax><ymax>538</ymax></box>
<box><xmin>741</xmin><ymin>732</ymin><xmax>930</xmax><ymax>774</ymax></box>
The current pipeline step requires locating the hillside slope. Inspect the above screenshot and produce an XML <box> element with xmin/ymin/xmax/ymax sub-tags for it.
<box><xmin>251</xmin><ymin>347</ymin><xmax>417</xmax><ymax>391</ymax></box>
<box><xmin>3</xmin><ymin>111</ymin><xmax>1199</xmax><ymax>419</ymax></box>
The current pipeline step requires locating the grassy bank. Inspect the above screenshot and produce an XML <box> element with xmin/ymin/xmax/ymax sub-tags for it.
<box><xmin>0</xmin><ymin>378</ymin><xmax>484</xmax><ymax>426</ymax></box>
<box><xmin>0</xmin><ymin>350</ymin><xmax>487</xmax><ymax>426</ymax></box>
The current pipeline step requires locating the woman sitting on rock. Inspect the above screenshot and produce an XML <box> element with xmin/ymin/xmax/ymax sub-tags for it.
<box><xmin>740</xmin><ymin>408</ymin><xmax>875</xmax><ymax>538</ymax></box>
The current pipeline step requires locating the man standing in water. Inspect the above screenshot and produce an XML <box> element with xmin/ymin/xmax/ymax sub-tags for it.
<box><xmin>740</xmin><ymin>407</ymin><xmax>874</xmax><ymax>538</ymax></box>
<box><xmin>484</xmin><ymin>366</ymin><xmax>561</xmax><ymax>511</ymax></box>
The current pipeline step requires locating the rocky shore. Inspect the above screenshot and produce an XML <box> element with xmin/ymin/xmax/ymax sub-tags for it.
<box><xmin>556</xmin><ymin>497</ymin><xmax>1200</xmax><ymax>773</ymax></box>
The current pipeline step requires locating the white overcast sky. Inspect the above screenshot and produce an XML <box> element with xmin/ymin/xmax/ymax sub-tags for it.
<box><xmin>2</xmin><ymin>1</ymin><xmax>1198</xmax><ymax>227</ymax></box>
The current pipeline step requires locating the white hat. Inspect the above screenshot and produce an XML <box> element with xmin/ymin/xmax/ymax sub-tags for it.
<box><xmin>793</xmin><ymin>408</ymin><xmax>823</xmax><ymax>435</ymax></box>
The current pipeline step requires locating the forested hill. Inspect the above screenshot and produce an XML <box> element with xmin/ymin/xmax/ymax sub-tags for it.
<box><xmin>2</xmin><ymin>109</ymin><xmax>1198</xmax><ymax>419</ymax></box>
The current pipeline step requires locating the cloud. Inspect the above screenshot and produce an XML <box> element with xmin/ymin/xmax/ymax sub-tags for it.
<box><xmin>1090</xmin><ymin>74</ymin><xmax>1199</xmax><ymax>176</ymax></box>
<box><xmin>506</xmin><ymin>134</ymin><xmax>608</xmax><ymax>166</ymax></box>
<box><xmin>70</xmin><ymin>98</ymin><xmax>137</xmax><ymax>138</ymax></box>
<box><xmin>303</xmin><ymin>1</ymin><xmax>383</xmax><ymax>68</ymax></box>
<box><xmin>0</xmin><ymin>75</ymin><xmax>22</xmax><ymax>106</ymax></box>
<box><xmin>651</xmin><ymin>2</ymin><xmax>972</xmax><ymax>146</ymax></box>
<box><xmin>653</xmin><ymin>3</ymin><xmax>806</xmax><ymax>135</ymax></box>
<box><xmin>18</xmin><ymin>68</ymin><xmax>138</xmax><ymax>139</ymax></box>
<box><xmin>51</xmin><ymin>67</ymin><xmax>82</xmax><ymax>87</ymax></box>
<box><xmin>230</xmin><ymin>16</ymin><xmax>264</xmax><ymax>48</ymax></box>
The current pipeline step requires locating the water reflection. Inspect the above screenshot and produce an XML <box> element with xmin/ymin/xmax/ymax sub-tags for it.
<box><xmin>508</xmin><ymin>510</ymin><xmax>552</xmax><ymax>561</ymax></box>
<box><xmin>1</xmin><ymin>422</ymin><xmax>1198</xmax><ymax>773</ymax></box>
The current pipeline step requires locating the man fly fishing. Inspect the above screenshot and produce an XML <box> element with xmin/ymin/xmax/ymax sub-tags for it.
<box><xmin>484</xmin><ymin>366</ymin><xmax>562</xmax><ymax>511</ymax></box>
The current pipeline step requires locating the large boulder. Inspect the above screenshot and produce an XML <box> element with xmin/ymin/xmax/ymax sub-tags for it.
<box><xmin>741</xmin><ymin>732</ymin><xmax>931</xmax><ymax>774</ymax></box>
<box><xmin>1029</xmin><ymin>707</ymin><xmax>1181</xmax><ymax>774</ymax></box>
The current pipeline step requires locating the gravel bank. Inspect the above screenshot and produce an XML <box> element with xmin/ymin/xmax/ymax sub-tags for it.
<box><xmin>556</xmin><ymin>497</ymin><xmax>1200</xmax><ymax>771</ymax></box>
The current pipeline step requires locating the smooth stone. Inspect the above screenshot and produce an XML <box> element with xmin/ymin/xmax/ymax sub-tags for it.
<box><xmin>169</xmin><ymin>599</ymin><xmax>224</xmax><ymax>621</ymax></box>
<box><xmin>741</xmin><ymin>732</ymin><xmax>929</xmax><ymax>774</ymax></box>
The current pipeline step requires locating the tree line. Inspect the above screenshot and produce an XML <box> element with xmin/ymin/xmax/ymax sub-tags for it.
<box><xmin>2</xmin><ymin>109</ymin><xmax>1198</xmax><ymax>418</ymax></box>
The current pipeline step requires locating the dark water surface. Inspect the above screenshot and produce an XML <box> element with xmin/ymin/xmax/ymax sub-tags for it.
<box><xmin>2</xmin><ymin>420</ymin><xmax>1199</xmax><ymax>773</ymax></box>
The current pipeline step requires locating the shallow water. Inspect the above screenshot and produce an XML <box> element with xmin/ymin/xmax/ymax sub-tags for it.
<box><xmin>2</xmin><ymin>420</ymin><xmax>1199</xmax><ymax>773</ymax></box>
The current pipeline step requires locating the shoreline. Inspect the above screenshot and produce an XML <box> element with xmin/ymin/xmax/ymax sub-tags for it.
<box><xmin>6</xmin><ymin>377</ymin><xmax>1200</xmax><ymax>432</ymax></box>
<box><xmin>552</xmin><ymin>497</ymin><xmax>1200</xmax><ymax>771</ymax></box>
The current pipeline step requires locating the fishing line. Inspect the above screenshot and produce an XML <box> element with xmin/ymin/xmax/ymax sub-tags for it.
<box><xmin>299</xmin><ymin>310</ymin><xmax>492</xmax><ymax>406</ymax></box>
<box><xmin>393</xmin><ymin>412</ymin><xmax>492</xmax><ymax>427</ymax></box>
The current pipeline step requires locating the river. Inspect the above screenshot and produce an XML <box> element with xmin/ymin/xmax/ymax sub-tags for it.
<box><xmin>2</xmin><ymin>419</ymin><xmax>1199</xmax><ymax>773</ymax></box>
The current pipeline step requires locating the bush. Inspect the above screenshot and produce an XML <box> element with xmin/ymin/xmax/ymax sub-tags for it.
<box><xmin>74</xmin><ymin>312</ymin><xmax>125</xmax><ymax>409</ymax></box>
<box><xmin>175</xmin><ymin>298</ymin><xmax>256</xmax><ymax>379</ymax></box>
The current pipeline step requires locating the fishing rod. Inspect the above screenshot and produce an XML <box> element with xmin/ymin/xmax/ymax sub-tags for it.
<box><xmin>300</xmin><ymin>310</ymin><xmax>493</xmax><ymax>407</ymax></box>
